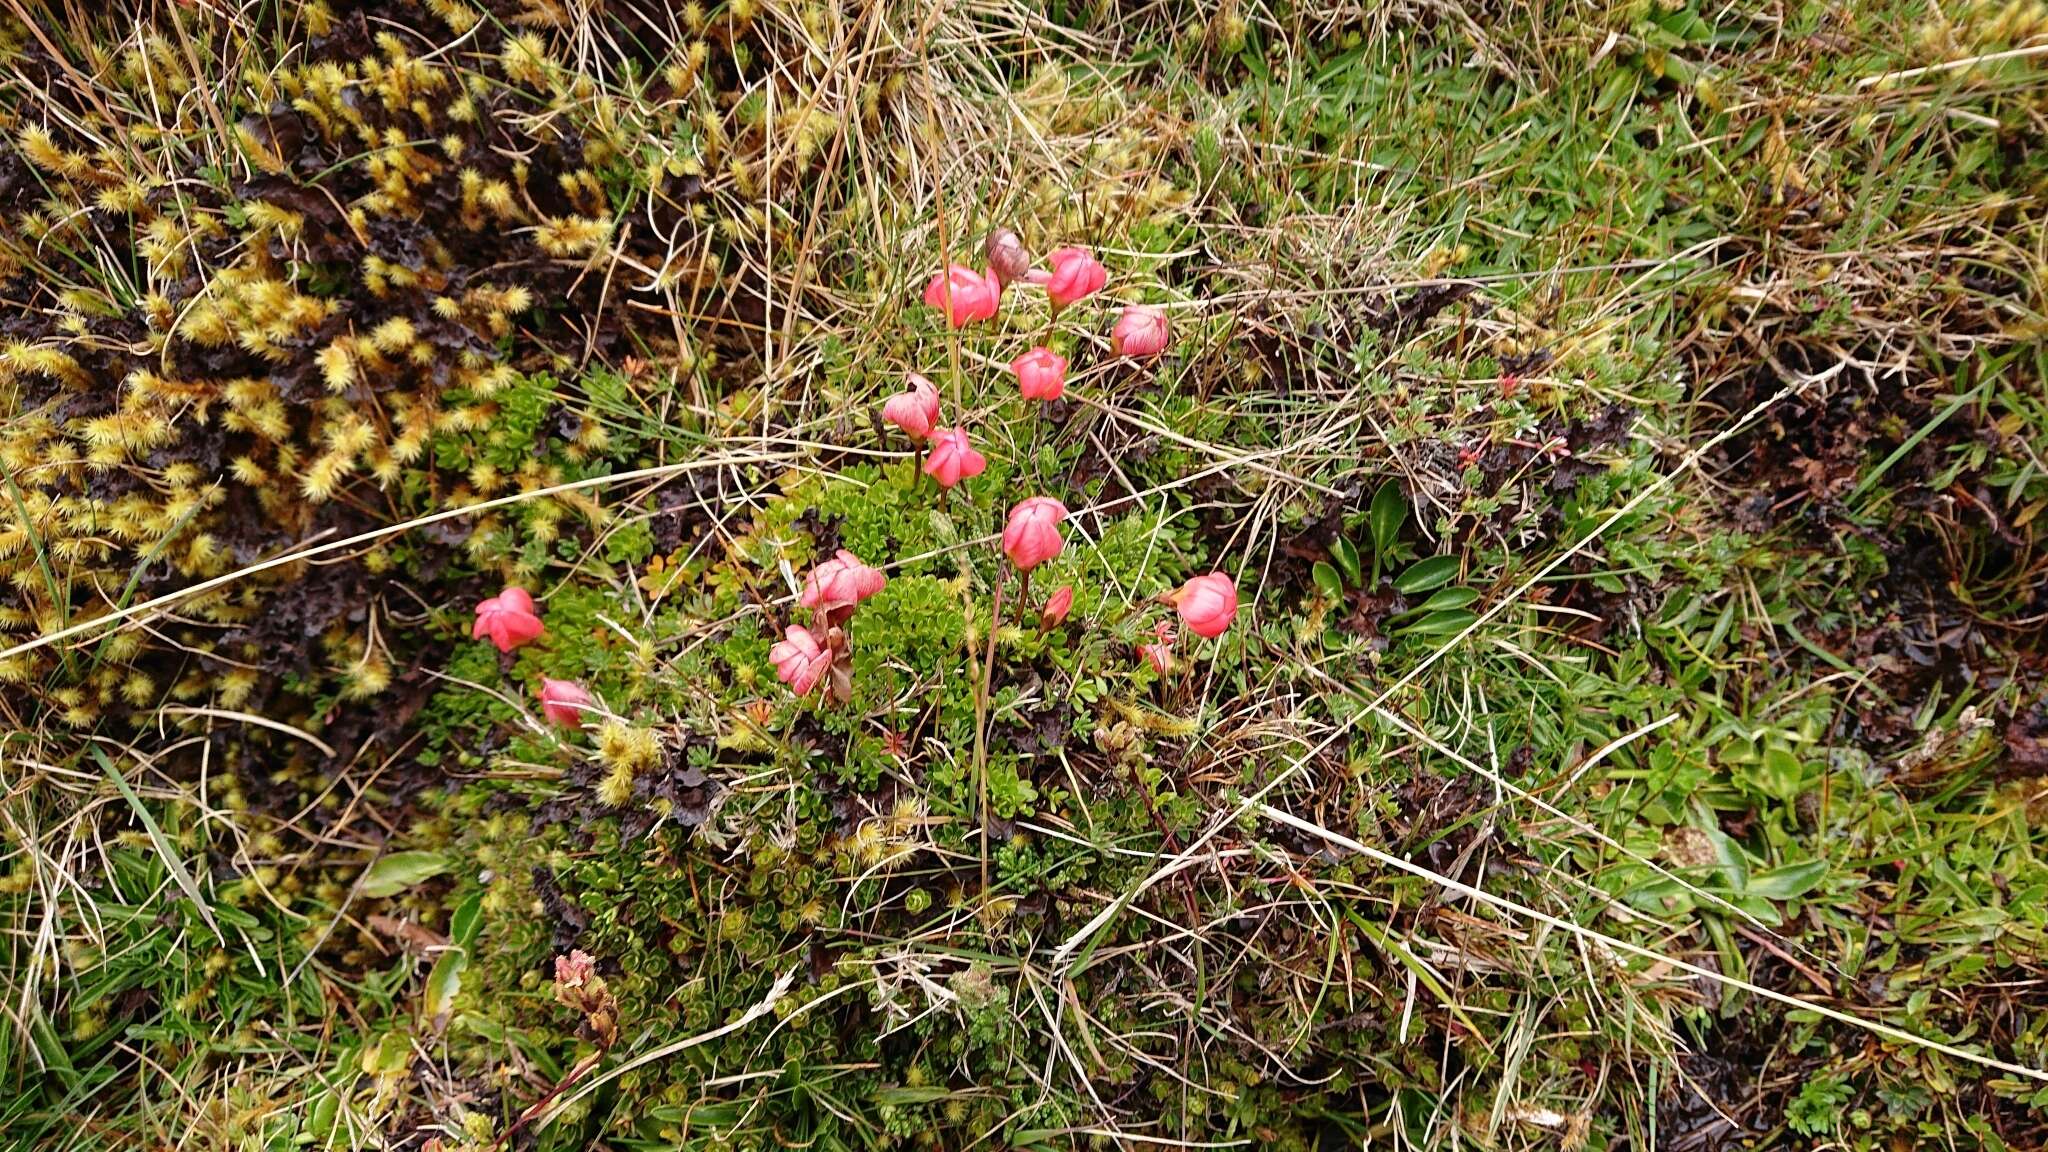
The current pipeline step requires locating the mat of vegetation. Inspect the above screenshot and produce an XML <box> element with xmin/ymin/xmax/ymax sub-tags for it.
<box><xmin>1</xmin><ymin>1</ymin><xmax>2044</xmax><ymax>1149</ymax></box>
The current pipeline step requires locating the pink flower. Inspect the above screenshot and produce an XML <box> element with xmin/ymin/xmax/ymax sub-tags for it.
<box><xmin>1111</xmin><ymin>304</ymin><xmax>1170</xmax><ymax>358</ymax></box>
<box><xmin>473</xmin><ymin>586</ymin><xmax>545</xmax><ymax>653</ymax></box>
<box><xmin>538</xmin><ymin>678</ymin><xmax>596</xmax><ymax>729</ymax></box>
<box><xmin>882</xmin><ymin>373</ymin><xmax>941</xmax><ymax>442</ymax></box>
<box><xmin>986</xmin><ymin>228</ymin><xmax>1033</xmax><ymax>288</ymax></box>
<box><xmin>1039</xmin><ymin>247</ymin><xmax>1107</xmax><ymax>313</ymax></box>
<box><xmin>770</xmin><ymin>625</ymin><xmax>832</xmax><ymax>696</ymax></box>
<box><xmin>1039</xmin><ymin>585</ymin><xmax>1074</xmax><ymax>630</ymax></box>
<box><xmin>802</xmin><ymin>549</ymin><xmax>887</xmax><ymax>620</ymax></box>
<box><xmin>1010</xmin><ymin>347</ymin><xmax>1067</xmax><ymax>402</ymax></box>
<box><xmin>554</xmin><ymin>949</ymin><xmax>597</xmax><ymax>989</ymax></box>
<box><xmin>1138</xmin><ymin>621</ymin><xmax>1175</xmax><ymax>675</ymax></box>
<box><xmin>922</xmin><ymin>427</ymin><xmax>987</xmax><ymax>488</ymax></box>
<box><xmin>1003</xmin><ymin>496</ymin><xmax>1067</xmax><ymax>572</ymax></box>
<box><xmin>922</xmin><ymin>263</ymin><xmax>1001</xmax><ymax>328</ymax></box>
<box><xmin>1169</xmin><ymin>572</ymin><xmax>1238</xmax><ymax>638</ymax></box>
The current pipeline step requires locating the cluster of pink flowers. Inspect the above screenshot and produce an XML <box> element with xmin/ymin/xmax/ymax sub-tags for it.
<box><xmin>924</xmin><ymin>237</ymin><xmax>1119</xmax><ymax>330</ymax></box>
<box><xmin>886</xmin><ymin>234</ymin><xmax>1178</xmax><ymax>498</ymax></box>
<box><xmin>771</xmin><ymin>548</ymin><xmax>888</xmax><ymax>701</ymax></box>
<box><xmin>472</xmin><ymin>586</ymin><xmax>600</xmax><ymax>731</ymax></box>
<box><xmin>887</xmin><ymin>234</ymin><xmax>1177</xmax><ymax>496</ymax></box>
<box><xmin>881</xmin><ymin>373</ymin><xmax>989</xmax><ymax>489</ymax></box>
<box><xmin>480</xmin><ymin>225</ymin><xmax>1237</xmax><ymax>736</ymax></box>
<box><xmin>922</xmin><ymin>232</ymin><xmax>1170</xmax><ymax>368</ymax></box>
<box><xmin>880</xmin><ymin>229</ymin><xmax>1233</xmax><ymax>693</ymax></box>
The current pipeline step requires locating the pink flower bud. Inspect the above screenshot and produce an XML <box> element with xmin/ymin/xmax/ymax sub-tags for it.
<box><xmin>985</xmin><ymin>228</ymin><xmax>1034</xmax><ymax>288</ymax></box>
<box><xmin>1041</xmin><ymin>246</ymin><xmax>1107</xmax><ymax>313</ymax></box>
<box><xmin>473</xmin><ymin>586</ymin><xmax>545</xmax><ymax>653</ymax></box>
<box><xmin>802</xmin><ymin>549</ymin><xmax>887</xmax><ymax>621</ymax></box>
<box><xmin>538</xmin><ymin>678</ymin><xmax>596</xmax><ymax>729</ymax></box>
<box><xmin>1003</xmin><ymin>496</ymin><xmax>1067</xmax><ymax>572</ymax></box>
<box><xmin>1039</xmin><ymin>585</ymin><xmax>1074</xmax><ymax>630</ymax></box>
<box><xmin>1169</xmin><ymin>572</ymin><xmax>1238</xmax><ymax>638</ymax></box>
<box><xmin>922</xmin><ymin>263</ymin><xmax>1002</xmax><ymax>328</ymax></box>
<box><xmin>882</xmin><ymin>373</ymin><xmax>941</xmax><ymax>442</ymax></box>
<box><xmin>554</xmin><ymin>949</ymin><xmax>597</xmax><ymax>989</ymax></box>
<box><xmin>1138</xmin><ymin>621</ymin><xmax>1175</xmax><ymax>675</ymax></box>
<box><xmin>922</xmin><ymin>427</ymin><xmax>987</xmax><ymax>488</ymax></box>
<box><xmin>769</xmin><ymin>625</ymin><xmax>832</xmax><ymax>696</ymax></box>
<box><xmin>1010</xmin><ymin>347</ymin><xmax>1067</xmax><ymax>402</ymax></box>
<box><xmin>1110</xmin><ymin>304</ymin><xmax>1170</xmax><ymax>358</ymax></box>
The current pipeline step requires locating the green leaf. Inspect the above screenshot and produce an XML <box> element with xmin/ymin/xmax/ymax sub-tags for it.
<box><xmin>1369</xmin><ymin>481</ymin><xmax>1406</xmax><ymax>558</ymax></box>
<box><xmin>1396</xmin><ymin>608</ymin><xmax>1478</xmax><ymax>637</ymax></box>
<box><xmin>423</xmin><ymin>946</ymin><xmax>466</xmax><ymax>1026</ymax></box>
<box><xmin>1746</xmin><ymin>746</ymin><xmax>1805</xmax><ymax>803</ymax></box>
<box><xmin>1312</xmin><ymin>561</ymin><xmax>1344</xmax><ymax>599</ymax></box>
<box><xmin>360</xmin><ymin>1031</ymin><xmax>412</xmax><ymax>1076</ymax></box>
<box><xmin>1412</xmin><ymin>586</ymin><xmax>1479</xmax><ymax>612</ymax></box>
<box><xmin>308</xmin><ymin>1088</ymin><xmax>340</xmax><ymax>1138</ymax></box>
<box><xmin>1615</xmin><ymin>870</ymin><xmax>1696</xmax><ymax>916</ymax></box>
<box><xmin>425</xmin><ymin>893</ymin><xmax>482</xmax><ymax>1027</ymax></box>
<box><xmin>1394</xmin><ymin>555</ymin><xmax>1461</xmax><ymax>595</ymax></box>
<box><xmin>1747</xmin><ymin>860</ymin><xmax>1828</xmax><ymax>901</ymax></box>
<box><xmin>359</xmin><ymin>851</ymin><xmax>450</xmax><ymax>899</ymax></box>
<box><xmin>873</xmin><ymin>1086</ymin><xmax>956</xmax><ymax>1105</ymax></box>
<box><xmin>1330</xmin><ymin>537</ymin><xmax>1363</xmax><ymax>587</ymax></box>
<box><xmin>456</xmin><ymin>1014</ymin><xmax>508</xmax><ymax>1043</ymax></box>
<box><xmin>1701</xmin><ymin>825</ymin><xmax>1749</xmax><ymax>892</ymax></box>
<box><xmin>448</xmin><ymin>892</ymin><xmax>483</xmax><ymax>948</ymax></box>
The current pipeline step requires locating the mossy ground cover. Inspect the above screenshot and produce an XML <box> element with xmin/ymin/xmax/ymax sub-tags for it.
<box><xmin>1</xmin><ymin>1</ymin><xmax>2045</xmax><ymax>1149</ymax></box>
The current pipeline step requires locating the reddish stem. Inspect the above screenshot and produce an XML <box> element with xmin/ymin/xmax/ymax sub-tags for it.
<box><xmin>972</xmin><ymin>574</ymin><xmax>1005</xmax><ymax>901</ymax></box>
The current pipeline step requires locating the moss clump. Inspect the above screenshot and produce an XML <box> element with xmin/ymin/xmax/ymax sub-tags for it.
<box><xmin>0</xmin><ymin>0</ymin><xmax>840</xmax><ymax>718</ymax></box>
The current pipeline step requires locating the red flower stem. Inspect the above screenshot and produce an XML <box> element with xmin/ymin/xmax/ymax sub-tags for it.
<box><xmin>1023</xmin><ymin>399</ymin><xmax>1045</xmax><ymax>488</ymax></box>
<box><xmin>489</xmin><ymin>1046</ymin><xmax>608</xmax><ymax>1152</ymax></box>
<box><xmin>933</xmin><ymin>189</ymin><xmax>964</xmax><ymax>411</ymax></box>
<box><xmin>972</xmin><ymin>572</ymin><xmax>1005</xmax><ymax>902</ymax></box>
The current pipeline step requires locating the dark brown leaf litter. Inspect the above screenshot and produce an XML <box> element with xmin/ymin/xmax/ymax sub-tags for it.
<box><xmin>2007</xmin><ymin>701</ymin><xmax>2048</xmax><ymax>774</ymax></box>
<box><xmin>1390</xmin><ymin>769</ymin><xmax>1493</xmax><ymax>881</ymax></box>
<box><xmin>1368</xmin><ymin>281</ymin><xmax>1480</xmax><ymax>342</ymax></box>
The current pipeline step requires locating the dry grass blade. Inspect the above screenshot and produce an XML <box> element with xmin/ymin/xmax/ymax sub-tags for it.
<box><xmin>1255</xmin><ymin>801</ymin><xmax>2048</xmax><ymax>1084</ymax></box>
<box><xmin>1054</xmin><ymin>373</ymin><xmax>1821</xmax><ymax>968</ymax></box>
<box><xmin>537</xmin><ymin>965</ymin><xmax>799</xmax><ymax>1131</ymax></box>
<box><xmin>1294</xmin><ymin>661</ymin><xmax>1840</xmax><ymax>973</ymax></box>
<box><xmin>87</xmin><ymin>744</ymin><xmax>218</xmax><ymax>940</ymax></box>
